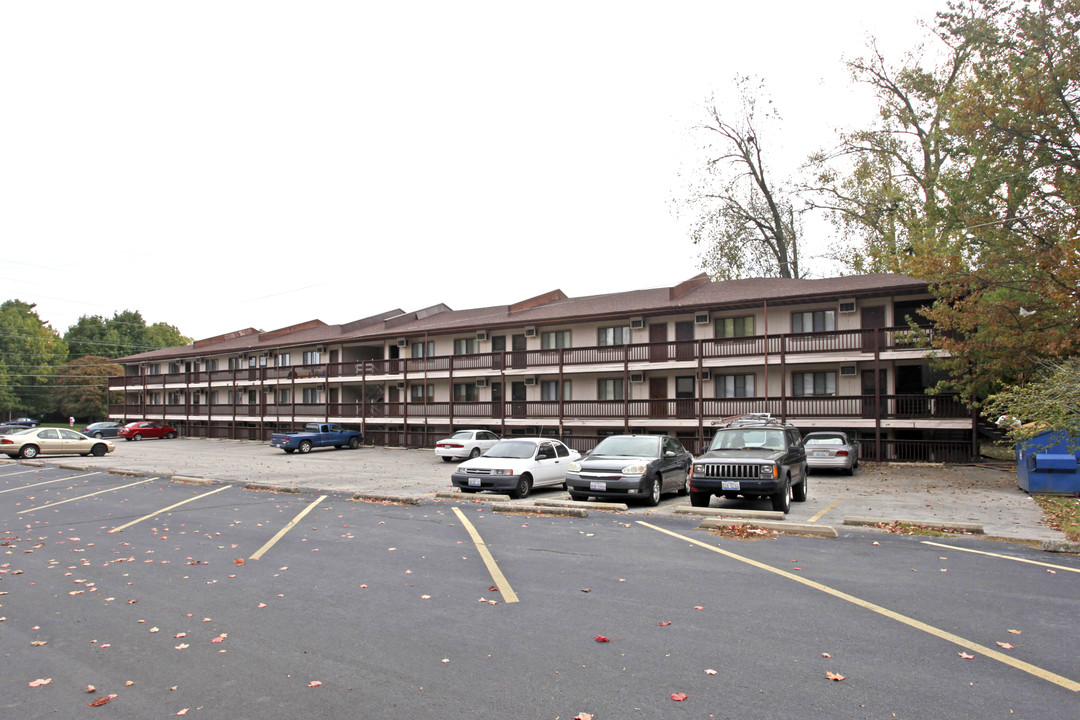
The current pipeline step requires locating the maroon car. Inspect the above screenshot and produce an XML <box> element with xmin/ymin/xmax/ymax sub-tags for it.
<box><xmin>118</xmin><ymin>421</ymin><xmax>178</xmax><ymax>441</ymax></box>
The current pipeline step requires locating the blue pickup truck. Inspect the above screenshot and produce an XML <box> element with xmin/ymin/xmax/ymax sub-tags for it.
<box><xmin>269</xmin><ymin>423</ymin><xmax>363</xmax><ymax>454</ymax></box>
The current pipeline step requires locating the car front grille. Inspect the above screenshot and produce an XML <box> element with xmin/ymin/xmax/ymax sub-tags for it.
<box><xmin>694</xmin><ymin>463</ymin><xmax>760</xmax><ymax>479</ymax></box>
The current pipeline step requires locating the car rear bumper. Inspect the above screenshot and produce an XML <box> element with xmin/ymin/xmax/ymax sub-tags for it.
<box><xmin>806</xmin><ymin>457</ymin><xmax>854</xmax><ymax>469</ymax></box>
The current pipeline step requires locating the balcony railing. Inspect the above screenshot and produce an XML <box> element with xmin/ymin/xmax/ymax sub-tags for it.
<box><xmin>109</xmin><ymin>326</ymin><xmax>937</xmax><ymax>390</ymax></box>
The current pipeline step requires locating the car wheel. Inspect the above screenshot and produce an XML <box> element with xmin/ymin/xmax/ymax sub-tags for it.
<box><xmin>133</xmin><ymin>433</ymin><xmax>143</xmax><ymax>441</ymax></box>
<box><xmin>845</xmin><ymin>463</ymin><xmax>856</xmax><ymax>476</ymax></box>
<box><xmin>644</xmin><ymin>476</ymin><xmax>662</xmax><ymax>507</ymax></box>
<box><xmin>283</xmin><ymin>448</ymin><xmax>295</xmax><ymax>454</ymax></box>
<box><xmin>91</xmin><ymin>444</ymin><xmax>108</xmax><ymax>457</ymax></box>
<box><xmin>689</xmin><ymin>491</ymin><xmax>711</xmax><ymax>508</ymax></box>
<box><xmin>92</xmin><ymin>432</ymin><xmax>103</xmax><ymax>439</ymax></box>
<box><xmin>20</xmin><ymin>445</ymin><xmax>39</xmax><ymax>459</ymax></box>
<box><xmin>771</xmin><ymin>478</ymin><xmax>792</xmax><ymax>513</ymax></box>
<box><xmin>298</xmin><ymin>440</ymin><xmax>312</xmax><ymax>454</ymax></box>
<box><xmin>441</xmin><ymin>456</ymin><xmax>454</xmax><ymax>462</ymax></box>
<box><xmin>165</xmin><ymin>432</ymin><xmax>176</xmax><ymax>439</ymax></box>
<box><xmin>510</xmin><ymin>474</ymin><xmax>532</xmax><ymax>500</ymax></box>
<box><xmin>793</xmin><ymin>475</ymin><xmax>808</xmax><ymax>502</ymax></box>
<box><xmin>568</xmin><ymin>492</ymin><xmax>588</xmax><ymax>501</ymax></box>
<box><xmin>469</xmin><ymin>447</ymin><xmax>480</xmax><ymax>458</ymax></box>
<box><xmin>348</xmin><ymin>437</ymin><xmax>361</xmax><ymax>450</ymax></box>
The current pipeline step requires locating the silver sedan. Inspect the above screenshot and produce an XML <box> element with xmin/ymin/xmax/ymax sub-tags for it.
<box><xmin>802</xmin><ymin>431</ymin><xmax>859</xmax><ymax>475</ymax></box>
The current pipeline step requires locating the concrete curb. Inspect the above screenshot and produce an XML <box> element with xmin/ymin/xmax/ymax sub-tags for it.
<box><xmin>492</xmin><ymin>504</ymin><xmax>589</xmax><ymax>518</ymax></box>
<box><xmin>172</xmin><ymin>475</ymin><xmax>216</xmax><ymax>486</ymax></box>
<box><xmin>352</xmin><ymin>492</ymin><xmax>422</xmax><ymax>505</ymax></box>
<box><xmin>244</xmin><ymin>483</ymin><xmax>300</xmax><ymax>494</ymax></box>
<box><xmin>1041</xmin><ymin>539</ymin><xmax>1080</xmax><ymax>554</ymax></box>
<box><xmin>434</xmin><ymin>490</ymin><xmax>512</xmax><ymax>502</ymax></box>
<box><xmin>533</xmin><ymin>499</ymin><xmax>628</xmax><ymax>512</ymax></box>
<box><xmin>675</xmin><ymin>506</ymin><xmax>786</xmax><ymax>521</ymax></box>
<box><xmin>699</xmin><ymin>517</ymin><xmax>839</xmax><ymax>538</ymax></box>
<box><xmin>844</xmin><ymin>516</ymin><xmax>985</xmax><ymax>534</ymax></box>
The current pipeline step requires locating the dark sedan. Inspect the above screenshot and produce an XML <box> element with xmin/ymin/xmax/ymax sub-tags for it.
<box><xmin>82</xmin><ymin>421</ymin><xmax>125</xmax><ymax>439</ymax></box>
<box><xmin>565</xmin><ymin>434</ymin><xmax>692</xmax><ymax>506</ymax></box>
<box><xmin>3</xmin><ymin>417</ymin><xmax>39</xmax><ymax>428</ymax></box>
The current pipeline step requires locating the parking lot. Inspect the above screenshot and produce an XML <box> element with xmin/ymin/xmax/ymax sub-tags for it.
<box><xmin>5</xmin><ymin>436</ymin><xmax>1064</xmax><ymax>543</ymax></box>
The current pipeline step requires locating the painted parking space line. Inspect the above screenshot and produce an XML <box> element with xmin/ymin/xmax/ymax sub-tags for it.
<box><xmin>639</xmin><ymin>521</ymin><xmax>1080</xmax><ymax>692</ymax></box>
<box><xmin>249</xmin><ymin>495</ymin><xmax>327</xmax><ymax>561</ymax></box>
<box><xmin>16</xmin><ymin>478</ymin><xmax>155</xmax><ymax>514</ymax></box>
<box><xmin>808</xmin><ymin>498</ymin><xmax>842</xmax><ymax>523</ymax></box>
<box><xmin>452</xmin><ymin>507</ymin><xmax>519</xmax><ymax>604</ymax></box>
<box><xmin>0</xmin><ymin>468</ymin><xmax>54</xmax><ymax>478</ymax></box>
<box><xmin>0</xmin><ymin>471</ymin><xmax>102</xmax><ymax>494</ymax></box>
<box><xmin>109</xmin><ymin>485</ymin><xmax>232</xmax><ymax>533</ymax></box>
<box><xmin>922</xmin><ymin>540</ymin><xmax>1080</xmax><ymax>574</ymax></box>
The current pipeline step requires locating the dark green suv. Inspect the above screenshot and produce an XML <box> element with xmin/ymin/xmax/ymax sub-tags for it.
<box><xmin>688</xmin><ymin>414</ymin><xmax>808</xmax><ymax>513</ymax></box>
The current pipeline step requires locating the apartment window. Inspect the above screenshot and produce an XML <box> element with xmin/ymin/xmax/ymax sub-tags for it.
<box><xmin>792</xmin><ymin>310</ymin><xmax>835</xmax><ymax>333</ymax></box>
<box><xmin>247</xmin><ymin>390</ymin><xmax>258</xmax><ymax>404</ymax></box>
<box><xmin>453</xmin><ymin>383</ymin><xmax>479</xmax><ymax>402</ymax></box>
<box><xmin>541</xmin><ymin>330</ymin><xmax>571</xmax><ymax>349</ymax></box>
<box><xmin>302</xmin><ymin>388</ymin><xmax>320</xmax><ymax>404</ymax></box>
<box><xmin>412</xmin><ymin>341</ymin><xmax>435</xmax><ymax>358</ymax></box>
<box><xmin>277</xmin><ymin>388</ymin><xmax>291</xmax><ymax>404</ymax></box>
<box><xmin>248</xmin><ymin>357</ymin><xmax>257</xmax><ymax>368</ymax></box>
<box><xmin>275</xmin><ymin>353</ymin><xmax>291</xmax><ymax>367</ymax></box>
<box><xmin>597</xmin><ymin>378</ymin><xmax>625</xmax><ymax>401</ymax></box>
<box><xmin>167</xmin><ymin>391</ymin><xmax>182</xmax><ymax>405</ymax></box>
<box><xmin>675</xmin><ymin>376</ymin><xmax>696</xmax><ymax>397</ymax></box>
<box><xmin>259</xmin><ymin>355</ymin><xmax>267</xmax><ymax>367</ymax></box>
<box><xmin>792</xmin><ymin>371</ymin><xmax>837</xmax><ymax>396</ymax></box>
<box><xmin>302</xmin><ymin>350</ymin><xmax>321</xmax><ymax>365</ymax></box>
<box><xmin>410</xmin><ymin>384</ymin><xmax>434</xmax><ymax>402</ymax></box>
<box><xmin>716</xmin><ymin>374</ymin><xmax>756</xmax><ymax>398</ymax></box>
<box><xmin>148</xmin><ymin>392</ymin><xmax>162</xmax><ymax>405</ymax></box>
<box><xmin>147</xmin><ymin>364</ymin><xmax>160</xmax><ymax>375</ymax></box>
<box><xmin>716</xmin><ymin>315</ymin><xmax>755</xmax><ymax>338</ymax></box>
<box><xmin>453</xmin><ymin>338</ymin><xmax>477</xmax><ymax>355</ymax></box>
<box><xmin>228</xmin><ymin>358</ymin><xmax>241</xmax><ymax>370</ymax></box>
<box><xmin>598</xmin><ymin>326</ymin><xmax>631</xmax><ymax>346</ymax></box>
<box><xmin>205</xmin><ymin>359</ymin><xmax>218</xmax><ymax>371</ymax></box>
<box><xmin>541</xmin><ymin>380</ymin><xmax>571</xmax><ymax>401</ymax></box>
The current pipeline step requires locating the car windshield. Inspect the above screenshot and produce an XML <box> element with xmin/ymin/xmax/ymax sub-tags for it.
<box><xmin>591</xmin><ymin>436</ymin><xmax>660</xmax><ymax>457</ymax></box>
<box><xmin>483</xmin><ymin>441</ymin><xmax>536</xmax><ymax>459</ymax></box>
<box><xmin>806</xmin><ymin>435</ymin><xmax>845</xmax><ymax>446</ymax></box>
<box><xmin>709</xmin><ymin>429</ymin><xmax>786</xmax><ymax>451</ymax></box>
<box><xmin>450</xmin><ymin>431</ymin><xmax>474</xmax><ymax>439</ymax></box>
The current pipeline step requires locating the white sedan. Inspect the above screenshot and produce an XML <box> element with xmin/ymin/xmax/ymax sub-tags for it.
<box><xmin>450</xmin><ymin>438</ymin><xmax>581</xmax><ymax>499</ymax></box>
<box><xmin>1</xmin><ymin>427</ymin><xmax>115</xmax><ymax>459</ymax></box>
<box><xmin>435</xmin><ymin>429</ymin><xmax>501</xmax><ymax>461</ymax></box>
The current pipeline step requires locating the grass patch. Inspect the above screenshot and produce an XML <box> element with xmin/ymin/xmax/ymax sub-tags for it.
<box><xmin>1033</xmin><ymin>495</ymin><xmax>1080</xmax><ymax>542</ymax></box>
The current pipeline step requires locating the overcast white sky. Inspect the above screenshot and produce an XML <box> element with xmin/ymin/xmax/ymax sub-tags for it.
<box><xmin>1</xmin><ymin>1</ymin><xmax>946</xmax><ymax>342</ymax></box>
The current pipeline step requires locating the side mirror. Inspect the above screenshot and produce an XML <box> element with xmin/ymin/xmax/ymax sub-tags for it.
<box><xmin>664</xmin><ymin>450</ymin><xmax>676</xmax><ymax>458</ymax></box>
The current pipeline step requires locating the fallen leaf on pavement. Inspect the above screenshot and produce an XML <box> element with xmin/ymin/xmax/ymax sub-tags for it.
<box><xmin>30</xmin><ymin>641</ymin><xmax>47</xmax><ymax>646</ymax></box>
<box><xmin>658</xmin><ymin>621</ymin><xmax>671</xmax><ymax>626</ymax></box>
<box><xmin>594</xmin><ymin>635</ymin><xmax>610</xmax><ymax>643</ymax></box>
<box><xmin>86</xmin><ymin>685</ymin><xmax>96</xmax><ymax>693</ymax></box>
<box><xmin>174</xmin><ymin>643</ymin><xmax>189</xmax><ymax>650</ymax></box>
<box><xmin>670</xmin><ymin>692</ymin><xmax>688</xmax><ymax>701</ymax></box>
<box><xmin>176</xmin><ymin>709</ymin><xmax>189</xmax><ymax>716</ymax></box>
<box><xmin>826</xmin><ymin>672</ymin><xmax>845</xmax><ymax>681</ymax></box>
<box><xmin>574</xmin><ymin>713</ymin><xmax>594</xmax><ymax>720</ymax></box>
<box><xmin>997</xmin><ymin>642</ymin><xmax>1014</xmax><ymax>649</ymax></box>
<box><xmin>28</xmin><ymin>678</ymin><xmax>52</xmax><ymax>687</ymax></box>
<box><xmin>959</xmin><ymin>652</ymin><xmax>975</xmax><ymax>659</ymax></box>
<box><xmin>705</xmin><ymin>669</ymin><xmax>718</xmax><ymax>675</ymax></box>
<box><xmin>307</xmin><ymin>681</ymin><xmax>322</xmax><ymax>687</ymax></box>
<box><xmin>88</xmin><ymin>694</ymin><xmax>117</xmax><ymax>706</ymax></box>
<box><xmin>1008</xmin><ymin>629</ymin><xmax>1022</xmax><ymax>635</ymax></box>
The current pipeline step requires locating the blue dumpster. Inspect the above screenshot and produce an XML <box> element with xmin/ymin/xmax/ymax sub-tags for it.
<box><xmin>1016</xmin><ymin>430</ymin><xmax>1080</xmax><ymax>493</ymax></box>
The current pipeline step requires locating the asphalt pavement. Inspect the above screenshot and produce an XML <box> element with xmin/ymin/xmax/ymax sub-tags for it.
<box><xmin>3</xmin><ymin>436</ymin><xmax>1067</xmax><ymax>545</ymax></box>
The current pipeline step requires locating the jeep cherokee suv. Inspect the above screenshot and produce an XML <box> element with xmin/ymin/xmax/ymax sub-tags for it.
<box><xmin>688</xmin><ymin>414</ymin><xmax>808</xmax><ymax>513</ymax></box>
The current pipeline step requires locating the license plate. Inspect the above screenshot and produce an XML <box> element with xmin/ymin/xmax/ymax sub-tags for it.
<box><xmin>468</xmin><ymin>478</ymin><xmax>481</xmax><ymax>487</ymax></box>
<box><xmin>590</xmin><ymin>481</ymin><xmax>607</xmax><ymax>491</ymax></box>
<box><xmin>721</xmin><ymin>481</ymin><xmax>740</xmax><ymax>491</ymax></box>
<box><xmin>814</xmin><ymin>451</ymin><xmax>828</xmax><ymax>457</ymax></box>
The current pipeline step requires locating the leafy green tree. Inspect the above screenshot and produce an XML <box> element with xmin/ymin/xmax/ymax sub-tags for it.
<box><xmin>64</xmin><ymin>310</ymin><xmax>191</xmax><ymax>360</ymax></box>
<box><xmin>984</xmin><ymin>359</ymin><xmax>1080</xmax><ymax>451</ymax></box>
<box><xmin>0</xmin><ymin>300</ymin><xmax>68</xmax><ymax>418</ymax></box>
<box><xmin>52</xmin><ymin>355</ymin><xmax>123</xmax><ymax>422</ymax></box>
<box><xmin>687</xmin><ymin>77</ymin><xmax>804</xmax><ymax>280</ymax></box>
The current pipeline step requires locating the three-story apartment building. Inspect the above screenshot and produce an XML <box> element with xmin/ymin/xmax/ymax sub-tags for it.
<box><xmin>109</xmin><ymin>273</ymin><xmax>976</xmax><ymax>461</ymax></box>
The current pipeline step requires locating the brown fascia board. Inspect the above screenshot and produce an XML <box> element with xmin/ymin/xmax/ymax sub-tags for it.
<box><xmin>509</xmin><ymin>289</ymin><xmax>568</xmax><ymax>314</ymax></box>
<box><xmin>192</xmin><ymin>328</ymin><xmax>260</xmax><ymax>349</ymax></box>
<box><xmin>258</xmin><ymin>319</ymin><xmax>328</xmax><ymax>342</ymax></box>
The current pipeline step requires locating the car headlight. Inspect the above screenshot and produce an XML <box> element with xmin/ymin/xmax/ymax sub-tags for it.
<box><xmin>621</xmin><ymin>464</ymin><xmax>647</xmax><ymax>475</ymax></box>
<box><xmin>491</xmin><ymin>469</ymin><xmax>513</xmax><ymax>476</ymax></box>
<box><xmin>567</xmin><ymin>462</ymin><xmax>582</xmax><ymax>472</ymax></box>
<box><xmin>759</xmin><ymin>464</ymin><xmax>777</xmax><ymax>479</ymax></box>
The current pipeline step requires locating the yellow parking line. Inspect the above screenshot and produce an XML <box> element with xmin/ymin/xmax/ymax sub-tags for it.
<box><xmin>16</xmin><ymin>478</ymin><xmax>154</xmax><ymax>514</ymax></box>
<box><xmin>639</xmin><ymin>521</ymin><xmax>1080</xmax><ymax>692</ymax></box>
<box><xmin>109</xmin><ymin>485</ymin><xmax>232</xmax><ymax>533</ymax></box>
<box><xmin>249</xmin><ymin>495</ymin><xmax>327</xmax><ymax>560</ymax></box>
<box><xmin>452</xmin><ymin>507</ymin><xmax>519</xmax><ymax>603</ymax></box>
<box><xmin>0</xmin><ymin>471</ymin><xmax>102</xmax><ymax>493</ymax></box>
<box><xmin>808</xmin><ymin>498</ymin><xmax>842</xmax><ymax>523</ymax></box>
<box><xmin>921</xmin><ymin>541</ymin><xmax>1080</xmax><ymax>574</ymax></box>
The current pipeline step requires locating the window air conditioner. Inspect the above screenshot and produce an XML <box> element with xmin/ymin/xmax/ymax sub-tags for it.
<box><xmin>524</xmin><ymin>376</ymin><xmax>536</xmax><ymax>386</ymax></box>
<box><xmin>700</xmin><ymin>370</ymin><xmax>712</xmax><ymax>381</ymax></box>
<box><xmin>630</xmin><ymin>372</ymin><xmax>645</xmax><ymax>383</ymax></box>
<box><xmin>630</xmin><ymin>318</ymin><xmax>644</xmax><ymax>330</ymax></box>
<box><xmin>476</xmin><ymin>331</ymin><xmax>488</xmax><ymax>341</ymax></box>
<box><xmin>695</xmin><ymin>313</ymin><xmax>710</xmax><ymax>325</ymax></box>
<box><xmin>524</xmin><ymin>327</ymin><xmax>536</xmax><ymax>338</ymax></box>
<box><xmin>316</xmin><ymin>347</ymin><xmax>325</xmax><ymax>353</ymax></box>
<box><xmin>396</xmin><ymin>338</ymin><xmax>408</xmax><ymax>347</ymax></box>
<box><xmin>839</xmin><ymin>300</ymin><xmax>857</xmax><ymax>314</ymax></box>
<box><xmin>840</xmin><ymin>365</ymin><xmax>857</xmax><ymax>376</ymax></box>
<box><xmin>475</xmin><ymin>378</ymin><xmax>487</xmax><ymax>387</ymax></box>
<box><xmin>396</xmin><ymin>382</ymin><xmax>406</xmax><ymax>390</ymax></box>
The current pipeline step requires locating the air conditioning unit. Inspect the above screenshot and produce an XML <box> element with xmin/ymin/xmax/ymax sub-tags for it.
<box><xmin>524</xmin><ymin>376</ymin><xmax>536</xmax><ymax>386</ymax></box>
<box><xmin>396</xmin><ymin>338</ymin><xmax>408</xmax><ymax>347</ymax></box>
<box><xmin>475</xmin><ymin>378</ymin><xmax>487</xmax><ymax>388</ymax></box>
<box><xmin>695</xmin><ymin>313</ymin><xmax>710</xmax><ymax>325</ymax></box>
<box><xmin>630</xmin><ymin>318</ymin><xmax>645</xmax><ymax>330</ymax></box>
<box><xmin>630</xmin><ymin>372</ymin><xmax>645</xmax><ymax>383</ymax></box>
<box><xmin>840</xmin><ymin>365</ymin><xmax>858</xmax><ymax>376</ymax></box>
<box><xmin>524</xmin><ymin>327</ymin><xmax>536</xmax><ymax>338</ymax></box>
<box><xmin>396</xmin><ymin>382</ymin><xmax>406</xmax><ymax>389</ymax></box>
<box><xmin>316</xmin><ymin>347</ymin><xmax>325</xmax><ymax>353</ymax></box>
<box><xmin>839</xmin><ymin>299</ymin><xmax>857</xmax><ymax>314</ymax></box>
<box><xmin>476</xmin><ymin>330</ymin><xmax>488</xmax><ymax>341</ymax></box>
<box><xmin>701</xmin><ymin>370</ymin><xmax>712</xmax><ymax>381</ymax></box>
